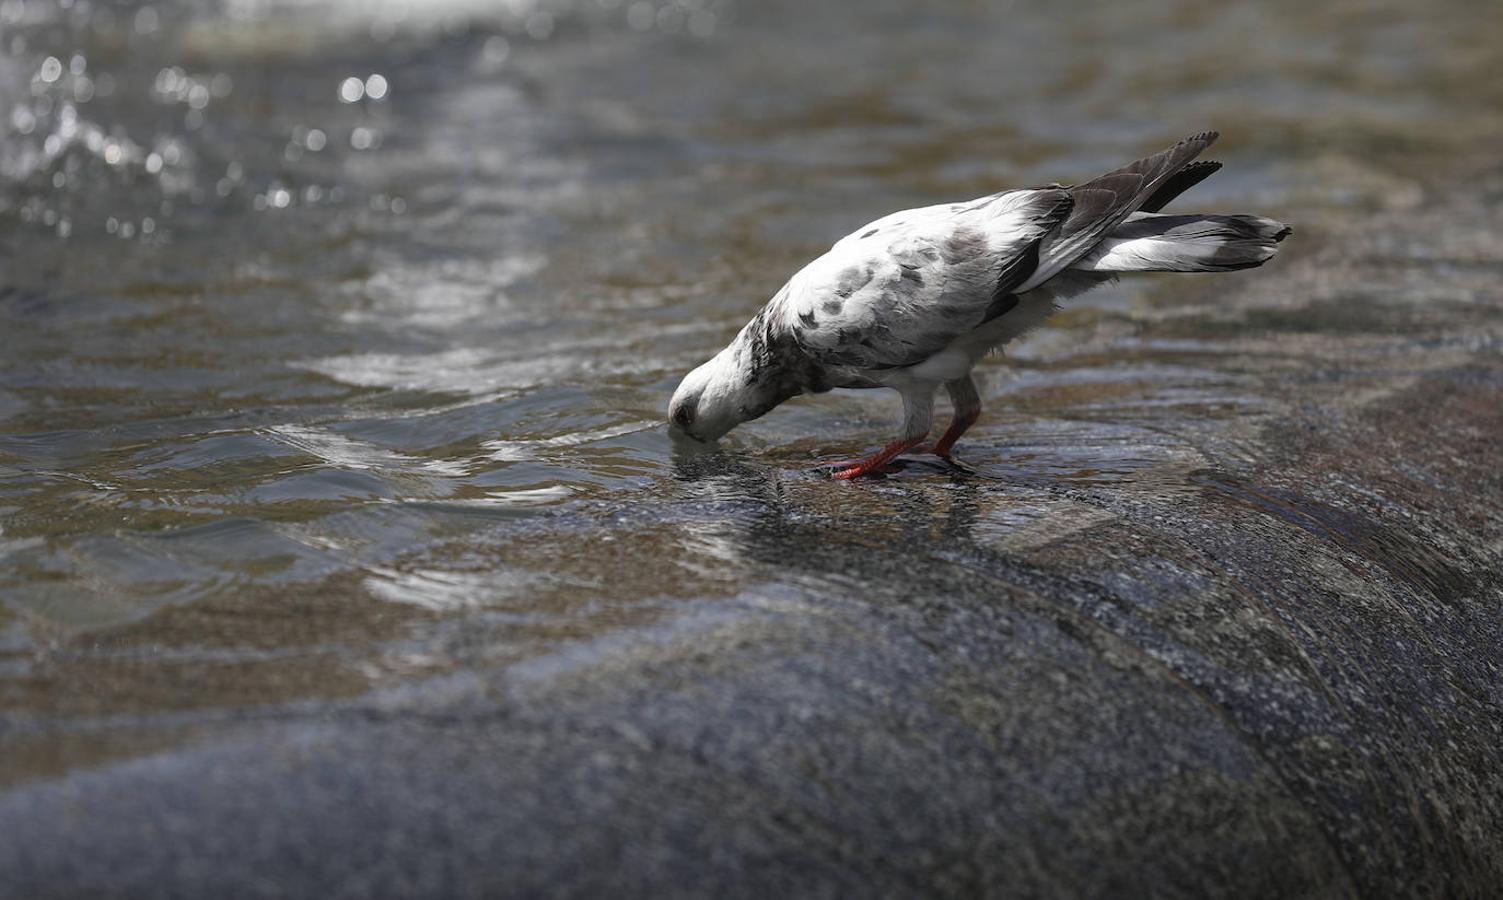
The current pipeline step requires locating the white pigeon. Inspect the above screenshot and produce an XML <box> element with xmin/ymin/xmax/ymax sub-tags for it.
<box><xmin>668</xmin><ymin>131</ymin><xmax>1290</xmax><ymax>478</ymax></box>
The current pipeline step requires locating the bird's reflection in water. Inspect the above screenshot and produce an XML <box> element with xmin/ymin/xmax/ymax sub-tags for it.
<box><xmin>667</xmin><ymin>439</ymin><xmax>999</xmax><ymax>591</ymax></box>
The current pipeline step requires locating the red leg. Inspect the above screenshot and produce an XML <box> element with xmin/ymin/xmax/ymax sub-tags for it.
<box><xmin>830</xmin><ymin>434</ymin><xmax>927</xmax><ymax>480</ymax></box>
<box><xmin>919</xmin><ymin>376</ymin><xmax>982</xmax><ymax>460</ymax></box>
<box><xmin>929</xmin><ymin>407</ymin><xmax>980</xmax><ymax>458</ymax></box>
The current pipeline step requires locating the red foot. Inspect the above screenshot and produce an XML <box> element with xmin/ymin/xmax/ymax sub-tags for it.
<box><xmin>829</xmin><ymin>435</ymin><xmax>926</xmax><ymax>480</ymax></box>
<box><xmin>926</xmin><ymin>408</ymin><xmax>980</xmax><ymax>459</ymax></box>
<box><xmin>829</xmin><ymin>460</ymin><xmax>902</xmax><ymax>478</ymax></box>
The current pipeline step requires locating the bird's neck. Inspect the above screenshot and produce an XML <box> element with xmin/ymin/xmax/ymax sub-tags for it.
<box><xmin>724</xmin><ymin>307</ymin><xmax>824</xmax><ymax>418</ymax></box>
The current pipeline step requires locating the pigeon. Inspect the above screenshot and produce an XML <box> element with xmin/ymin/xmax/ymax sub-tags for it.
<box><xmin>668</xmin><ymin>131</ymin><xmax>1290</xmax><ymax>478</ymax></box>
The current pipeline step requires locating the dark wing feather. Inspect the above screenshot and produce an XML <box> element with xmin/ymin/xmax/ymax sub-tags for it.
<box><xmin>1019</xmin><ymin>131</ymin><xmax>1219</xmax><ymax>291</ymax></box>
<box><xmin>1139</xmin><ymin>160</ymin><xmax>1222</xmax><ymax>213</ymax></box>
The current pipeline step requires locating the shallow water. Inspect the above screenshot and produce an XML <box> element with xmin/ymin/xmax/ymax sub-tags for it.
<box><xmin>3</xmin><ymin>1</ymin><xmax>1503</xmax><ymax>895</ymax></box>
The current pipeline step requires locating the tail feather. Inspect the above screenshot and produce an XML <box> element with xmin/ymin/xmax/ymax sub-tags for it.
<box><xmin>1069</xmin><ymin>212</ymin><xmax>1292</xmax><ymax>273</ymax></box>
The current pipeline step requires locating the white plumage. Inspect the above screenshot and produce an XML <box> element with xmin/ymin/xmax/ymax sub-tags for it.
<box><xmin>668</xmin><ymin>132</ymin><xmax>1291</xmax><ymax>478</ymax></box>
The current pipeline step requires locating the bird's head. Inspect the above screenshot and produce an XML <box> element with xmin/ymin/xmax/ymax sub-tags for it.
<box><xmin>670</xmin><ymin>308</ymin><xmax>809</xmax><ymax>443</ymax></box>
<box><xmin>667</xmin><ymin>348</ymin><xmax>751</xmax><ymax>443</ymax></box>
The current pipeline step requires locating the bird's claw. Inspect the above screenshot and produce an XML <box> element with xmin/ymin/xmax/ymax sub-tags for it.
<box><xmin>827</xmin><ymin>460</ymin><xmax>901</xmax><ymax>479</ymax></box>
<box><xmin>821</xmin><ymin>436</ymin><xmax>928</xmax><ymax>480</ymax></box>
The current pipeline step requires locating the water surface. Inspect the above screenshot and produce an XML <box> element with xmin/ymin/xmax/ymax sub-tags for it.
<box><xmin>3</xmin><ymin>3</ymin><xmax>1503</xmax><ymax>893</ymax></box>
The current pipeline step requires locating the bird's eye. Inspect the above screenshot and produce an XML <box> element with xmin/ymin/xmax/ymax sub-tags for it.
<box><xmin>671</xmin><ymin>403</ymin><xmax>695</xmax><ymax>428</ymax></box>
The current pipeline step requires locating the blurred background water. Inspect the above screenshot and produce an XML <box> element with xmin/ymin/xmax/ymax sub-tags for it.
<box><xmin>2</xmin><ymin>0</ymin><xmax>1502</xmax><ymax>789</ymax></box>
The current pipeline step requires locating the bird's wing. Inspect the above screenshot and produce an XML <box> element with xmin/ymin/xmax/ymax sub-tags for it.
<box><xmin>777</xmin><ymin>189</ymin><xmax>1072</xmax><ymax>371</ymax></box>
<box><xmin>1138</xmin><ymin>160</ymin><xmax>1222</xmax><ymax>213</ymax></box>
<box><xmin>1016</xmin><ymin>130</ymin><xmax>1219</xmax><ymax>292</ymax></box>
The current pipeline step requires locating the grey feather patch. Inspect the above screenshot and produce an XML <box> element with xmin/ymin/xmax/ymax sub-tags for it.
<box><xmin>834</xmin><ymin>265</ymin><xmax>872</xmax><ymax>298</ymax></box>
<box><xmin>737</xmin><ymin>308</ymin><xmax>829</xmax><ymax>410</ymax></box>
<box><xmin>943</xmin><ymin>227</ymin><xmax>989</xmax><ymax>265</ymax></box>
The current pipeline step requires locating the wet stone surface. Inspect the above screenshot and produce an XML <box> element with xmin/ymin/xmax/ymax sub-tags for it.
<box><xmin>2</xmin><ymin>1</ymin><xmax>1503</xmax><ymax>897</ymax></box>
<box><xmin>3</xmin><ymin>184</ymin><xmax>1501</xmax><ymax>897</ymax></box>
